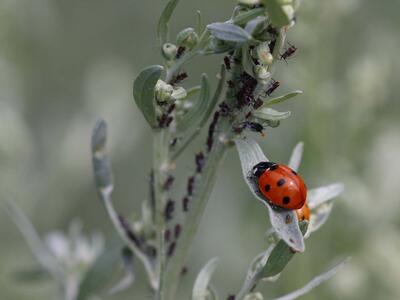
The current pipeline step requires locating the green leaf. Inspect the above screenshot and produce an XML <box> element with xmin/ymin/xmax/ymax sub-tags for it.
<box><xmin>242</xmin><ymin>44</ymin><xmax>255</xmax><ymax>77</ymax></box>
<box><xmin>207</xmin><ymin>22</ymin><xmax>253</xmax><ymax>43</ymax></box>
<box><xmin>192</xmin><ymin>257</ymin><xmax>219</xmax><ymax>300</ymax></box>
<box><xmin>258</xmin><ymin>222</ymin><xmax>308</xmax><ymax>279</ymax></box>
<box><xmin>271</xmin><ymin>258</ymin><xmax>350</xmax><ymax>300</ymax></box>
<box><xmin>232</xmin><ymin>8</ymin><xmax>265</xmax><ymax>26</ymax></box>
<box><xmin>157</xmin><ymin>0</ymin><xmax>180</xmax><ymax>45</ymax></box>
<box><xmin>182</xmin><ymin>85</ymin><xmax>202</xmax><ymax>100</ymax></box>
<box><xmin>265</xmin><ymin>90</ymin><xmax>303</xmax><ymax>106</ymax></box>
<box><xmin>262</xmin><ymin>0</ymin><xmax>291</xmax><ymax>27</ymax></box>
<box><xmin>77</xmin><ymin>240</ymin><xmax>122</xmax><ymax>300</ymax></box>
<box><xmin>253</xmin><ymin>107</ymin><xmax>291</xmax><ymax>121</ymax></box>
<box><xmin>177</xmin><ymin>74</ymin><xmax>210</xmax><ymax>132</ymax></box>
<box><xmin>132</xmin><ymin>65</ymin><xmax>163</xmax><ymax>129</ymax></box>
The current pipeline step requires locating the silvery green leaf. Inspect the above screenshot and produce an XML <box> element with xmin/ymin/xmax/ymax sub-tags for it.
<box><xmin>207</xmin><ymin>22</ymin><xmax>252</xmax><ymax>43</ymax></box>
<box><xmin>288</xmin><ymin>142</ymin><xmax>304</xmax><ymax>172</ymax></box>
<box><xmin>258</xmin><ymin>222</ymin><xmax>308</xmax><ymax>279</ymax></box>
<box><xmin>232</xmin><ymin>8</ymin><xmax>265</xmax><ymax>26</ymax></box>
<box><xmin>91</xmin><ymin>119</ymin><xmax>113</xmax><ymax>192</ymax></box>
<box><xmin>253</xmin><ymin>108</ymin><xmax>291</xmax><ymax>121</ymax></box>
<box><xmin>265</xmin><ymin>90</ymin><xmax>303</xmax><ymax>106</ymax></box>
<box><xmin>2</xmin><ymin>199</ymin><xmax>61</xmax><ymax>278</ymax></box>
<box><xmin>242</xmin><ymin>44</ymin><xmax>256</xmax><ymax>77</ymax></box>
<box><xmin>192</xmin><ymin>257</ymin><xmax>219</xmax><ymax>300</ymax></box>
<box><xmin>244</xmin><ymin>16</ymin><xmax>267</xmax><ymax>36</ymax></box>
<box><xmin>133</xmin><ymin>65</ymin><xmax>163</xmax><ymax>129</ymax></box>
<box><xmin>196</xmin><ymin>10</ymin><xmax>204</xmax><ymax>34</ymax></box>
<box><xmin>305</xmin><ymin>202</ymin><xmax>333</xmax><ymax>238</ymax></box>
<box><xmin>270</xmin><ymin>258</ymin><xmax>350</xmax><ymax>300</ymax></box>
<box><xmin>157</xmin><ymin>0</ymin><xmax>180</xmax><ymax>45</ymax></box>
<box><xmin>235</xmin><ymin>138</ymin><xmax>305</xmax><ymax>252</ymax></box>
<box><xmin>261</xmin><ymin>0</ymin><xmax>291</xmax><ymax>27</ymax></box>
<box><xmin>78</xmin><ymin>240</ymin><xmax>122</xmax><ymax>300</ymax></box>
<box><xmin>177</xmin><ymin>74</ymin><xmax>210</xmax><ymax>132</ymax></box>
<box><xmin>307</xmin><ymin>183</ymin><xmax>344</xmax><ymax>210</ymax></box>
<box><xmin>183</xmin><ymin>85</ymin><xmax>202</xmax><ymax>100</ymax></box>
<box><xmin>109</xmin><ymin>247</ymin><xmax>135</xmax><ymax>295</ymax></box>
<box><xmin>244</xmin><ymin>247</ymin><xmax>273</xmax><ymax>288</ymax></box>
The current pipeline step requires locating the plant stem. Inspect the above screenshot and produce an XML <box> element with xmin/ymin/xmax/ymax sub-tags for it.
<box><xmin>162</xmin><ymin>53</ymin><xmax>243</xmax><ymax>300</ymax></box>
<box><xmin>153</xmin><ymin>130</ymin><xmax>171</xmax><ymax>299</ymax></box>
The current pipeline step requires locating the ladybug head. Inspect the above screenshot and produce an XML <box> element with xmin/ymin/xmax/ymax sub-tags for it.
<box><xmin>252</xmin><ymin>161</ymin><xmax>277</xmax><ymax>177</ymax></box>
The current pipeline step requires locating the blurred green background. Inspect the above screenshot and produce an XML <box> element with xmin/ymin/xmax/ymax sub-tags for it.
<box><xmin>1</xmin><ymin>0</ymin><xmax>400</xmax><ymax>299</ymax></box>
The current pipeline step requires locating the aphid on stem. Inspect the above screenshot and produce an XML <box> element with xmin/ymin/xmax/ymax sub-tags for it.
<box><xmin>280</xmin><ymin>42</ymin><xmax>298</xmax><ymax>61</ymax></box>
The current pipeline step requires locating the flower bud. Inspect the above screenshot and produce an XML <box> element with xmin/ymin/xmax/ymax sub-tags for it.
<box><xmin>176</xmin><ymin>27</ymin><xmax>199</xmax><ymax>50</ymax></box>
<box><xmin>244</xmin><ymin>292</ymin><xmax>264</xmax><ymax>300</ymax></box>
<box><xmin>282</xmin><ymin>4</ymin><xmax>295</xmax><ymax>21</ymax></box>
<box><xmin>162</xmin><ymin>43</ymin><xmax>178</xmax><ymax>61</ymax></box>
<box><xmin>155</xmin><ymin>80</ymin><xmax>174</xmax><ymax>102</ymax></box>
<box><xmin>256</xmin><ymin>43</ymin><xmax>274</xmax><ymax>66</ymax></box>
<box><xmin>171</xmin><ymin>86</ymin><xmax>187</xmax><ymax>100</ymax></box>
<box><xmin>254</xmin><ymin>65</ymin><xmax>271</xmax><ymax>82</ymax></box>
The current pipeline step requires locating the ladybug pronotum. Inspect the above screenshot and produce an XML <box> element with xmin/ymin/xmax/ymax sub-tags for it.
<box><xmin>252</xmin><ymin>162</ymin><xmax>307</xmax><ymax>210</ymax></box>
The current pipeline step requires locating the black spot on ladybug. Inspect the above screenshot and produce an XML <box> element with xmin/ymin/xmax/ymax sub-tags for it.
<box><xmin>277</xmin><ymin>178</ymin><xmax>286</xmax><ymax>187</ymax></box>
<box><xmin>283</xmin><ymin>196</ymin><xmax>290</xmax><ymax>205</ymax></box>
<box><xmin>291</xmin><ymin>170</ymin><xmax>297</xmax><ymax>175</ymax></box>
<box><xmin>269</xmin><ymin>164</ymin><xmax>278</xmax><ymax>171</ymax></box>
<box><xmin>264</xmin><ymin>184</ymin><xmax>270</xmax><ymax>192</ymax></box>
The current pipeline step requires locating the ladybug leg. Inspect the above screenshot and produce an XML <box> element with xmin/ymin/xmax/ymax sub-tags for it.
<box><xmin>252</xmin><ymin>161</ymin><xmax>276</xmax><ymax>177</ymax></box>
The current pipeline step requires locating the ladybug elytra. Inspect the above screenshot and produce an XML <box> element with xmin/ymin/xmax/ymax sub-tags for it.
<box><xmin>252</xmin><ymin>162</ymin><xmax>307</xmax><ymax>210</ymax></box>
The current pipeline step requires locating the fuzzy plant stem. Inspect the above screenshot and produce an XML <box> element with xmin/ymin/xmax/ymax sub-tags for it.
<box><xmin>153</xmin><ymin>130</ymin><xmax>171</xmax><ymax>299</ymax></box>
<box><xmin>162</xmin><ymin>53</ymin><xmax>244</xmax><ymax>300</ymax></box>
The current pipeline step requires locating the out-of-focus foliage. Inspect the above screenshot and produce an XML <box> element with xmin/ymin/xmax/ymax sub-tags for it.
<box><xmin>1</xmin><ymin>0</ymin><xmax>400</xmax><ymax>299</ymax></box>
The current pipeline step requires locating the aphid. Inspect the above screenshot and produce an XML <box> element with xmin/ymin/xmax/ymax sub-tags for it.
<box><xmin>252</xmin><ymin>162</ymin><xmax>307</xmax><ymax>210</ymax></box>
<box><xmin>163</xmin><ymin>175</ymin><xmax>175</xmax><ymax>190</ymax></box>
<box><xmin>172</xmin><ymin>72</ymin><xmax>188</xmax><ymax>85</ymax></box>
<box><xmin>176</xmin><ymin>46</ymin><xmax>186</xmax><ymax>59</ymax></box>
<box><xmin>167</xmin><ymin>241</ymin><xmax>176</xmax><ymax>256</ymax></box>
<box><xmin>158</xmin><ymin>114</ymin><xmax>173</xmax><ymax>128</ymax></box>
<box><xmin>265</xmin><ymin>79</ymin><xmax>280</xmax><ymax>96</ymax></box>
<box><xmin>227</xmin><ymin>80</ymin><xmax>235</xmax><ymax>88</ymax></box>
<box><xmin>195</xmin><ymin>152</ymin><xmax>205</xmax><ymax>173</ymax></box>
<box><xmin>118</xmin><ymin>215</ymin><xmax>142</xmax><ymax>248</ymax></box>
<box><xmin>165</xmin><ymin>199</ymin><xmax>175</xmax><ymax>221</ymax></box>
<box><xmin>219</xmin><ymin>101</ymin><xmax>231</xmax><ymax>117</ymax></box>
<box><xmin>296</xmin><ymin>202</ymin><xmax>311</xmax><ymax>222</ymax></box>
<box><xmin>252</xmin><ymin>98</ymin><xmax>263</xmax><ymax>109</ymax></box>
<box><xmin>224</xmin><ymin>56</ymin><xmax>232</xmax><ymax>70</ymax></box>
<box><xmin>233</xmin><ymin>121</ymin><xmax>265</xmax><ymax>136</ymax></box>
<box><xmin>227</xmin><ymin>295</ymin><xmax>236</xmax><ymax>300</ymax></box>
<box><xmin>280</xmin><ymin>43</ymin><xmax>297</xmax><ymax>61</ymax></box>
<box><xmin>182</xmin><ymin>197</ymin><xmax>189</xmax><ymax>212</ymax></box>
<box><xmin>174</xmin><ymin>224</ymin><xmax>181</xmax><ymax>239</ymax></box>
<box><xmin>167</xmin><ymin>103</ymin><xmax>176</xmax><ymax>114</ymax></box>
<box><xmin>207</xmin><ymin>111</ymin><xmax>220</xmax><ymax>152</ymax></box>
<box><xmin>187</xmin><ymin>176</ymin><xmax>195</xmax><ymax>196</ymax></box>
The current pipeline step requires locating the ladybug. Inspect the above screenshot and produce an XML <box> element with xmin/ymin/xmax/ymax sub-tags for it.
<box><xmin>252</xmin><ymin>162</ymin><xmax>307</xmax><ymax>210</ymax></box>
<box><xmin>296</xmin><ymin>202</ymin><xmax>310</xmax><ymax>222</ymax></box>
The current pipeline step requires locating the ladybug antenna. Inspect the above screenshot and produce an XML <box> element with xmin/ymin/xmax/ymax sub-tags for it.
<box><xmin>252</xmin><ymin>161</ymin><xmax>276</xmax><ymax>177</ymax></box>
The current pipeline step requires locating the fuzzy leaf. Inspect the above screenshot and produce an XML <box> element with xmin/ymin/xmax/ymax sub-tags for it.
<box><xmin>288</xmin><ymin>142</ymin><xmax>304</xmax><ymax>172</ymax></box>
<box><xmin>242</xmin><ymin>44</ymin><xmax>255</xmax><ymax>77</ymax></box>
<box><xmin>306</xmin><ymin>202</ymin><xmax>333</xmax><ymax>237</ymax></box>
<box><xmin>253</xmin><ymin>107</ymin><xmax>291</xmax><ymax>121</ymax></box>
<box><xmin>91</xmin><ymin>119</ymin><xmax>113</xmax><ymax>191</ymax></box>
<box><xmin>232</xmin><ymin>8</ymin><xmax>265</xmax><ymax>26</ymax></box>
<box><xmin>157</xmin><ymin>0</ymin><xmax>180</xmax><ymax>45</ymax></box>
<box><xmin>258</xmin><ymin>222</ymin><xmax>308</xmax><ymax>279</ymax></box>
<box><xmin>271</xmin><ymin>258</ymin><xmax>350</xmax><ymax>300</ymax></box>
<box><xmin>207</xmin><ymin>22</ymin><xmax>252</xmax><ymax>43</ymax></box>
<box><xmin>109</xmin><ymin>247</ymin><xmax>135</xmax><ymax>295</ymax></box>
<box><xmin>192</xmin><ymin>257</ymin><xmax>219</xmax><ymax>300</ymax></box>
<box><xmin>177</xmin><ymin>74</ymin><xmax>210</xmax><ymax>132</ymax></box>
<box><xmin>132</xmin><ymin>65</ymin><xmax>163</xmax><ymax>129</ymax></box>
<box><xmin>183</xmin><ymin>85</ymin><xmax>202</xmax><ymax>100</ymax></box>
<box><xmin>261</xmin><ymin>0</ymin><xmax>291</xmax><ymax>27</ymax></box>
<box><xmin>307</xmin><ymin>183</ymin><xmax>344</xmax><ymax>210</ymax></box>
<box><xmin>77</xmin><ymin>240</ymin><xmax>122</xmax><ymax>300</ymax></box>
<box><xmin>235</xmin><ymin>138</ymin><xmax>305</xmax><ymax>252</ymax></box>
<box><xmin>266</xmin><ymin>90</ymin><xmax>303</xmax><ymax>106</ymax></box>
<box><xmin>244</xmin><ymin>247</ymin><xmax>273</xmax><ymax>287</ymax></box>
<box><xmin>244</xmin><ymin>16</ymin><xmax>267</xmax><ymax>36</ymax></box>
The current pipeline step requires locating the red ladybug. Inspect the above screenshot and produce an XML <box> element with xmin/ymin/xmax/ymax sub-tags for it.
<box><xmin>296</xmin><ymin>202</ymin><xmax>310</xmax><ymax>222</ymax></box>
<box><xmin>252</xmin><ymin>162</ymin><xmax>307</xmax><ymax>210</ymax></box>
